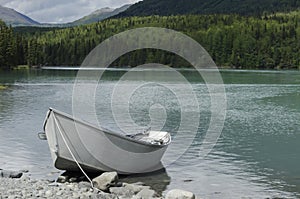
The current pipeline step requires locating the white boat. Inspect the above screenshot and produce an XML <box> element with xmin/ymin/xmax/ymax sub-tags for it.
<box><xmin>40</xmin><ymin>108</ymin><xmax>171</xmax><ymax>174</ymax></box>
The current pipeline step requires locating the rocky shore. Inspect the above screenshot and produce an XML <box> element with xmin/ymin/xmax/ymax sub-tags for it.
<box><xmin>0</xmin><ymin>169</ymin><xmax>196</xmax><ymax>199</ymax></box>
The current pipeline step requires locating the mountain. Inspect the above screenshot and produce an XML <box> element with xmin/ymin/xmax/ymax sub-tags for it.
<box><xmin>116</xmin><ymin>0</ymin><xmax>300</xmax><ymax>17</ymax></box>
<box><xmin>70</xmin><ymin>4</ymin><xmax>131</xmax><ymax>26</ymax></box>
<box><xmin>0</xmin><ymin>5</ymin><xmax>39</xmax><ymax>26</ymax></box>
<box><xmin>0</xmin><ymin>4</ymin><xmax>131</xmax><ymax>27</ymax></box>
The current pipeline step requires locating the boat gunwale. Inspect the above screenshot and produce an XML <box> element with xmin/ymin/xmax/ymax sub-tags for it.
<box><xmin>45</xmin><ymin>107</ymin><xmax>171</xmax><ymax>147</ymax></box>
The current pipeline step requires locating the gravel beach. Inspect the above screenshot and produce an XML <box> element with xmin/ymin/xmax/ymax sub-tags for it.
<box><xmin>0</xmin><ymin>176</ymin><xmax>102</xmax><ymax>199</ymax></box>
<box><xmin>0</xmin><ymin>170</ymin><xmax>196</xmax><ymax>199</ymax></box>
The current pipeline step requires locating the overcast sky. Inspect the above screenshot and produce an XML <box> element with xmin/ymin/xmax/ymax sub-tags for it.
<box><xmin>0</xmin><ymin>0</ymin><xmax>140</xmax><ymax>23</ymax></box>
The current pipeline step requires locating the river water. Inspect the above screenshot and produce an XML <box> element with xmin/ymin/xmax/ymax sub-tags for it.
<box><xmin>0</xmin><ymin>69</ymin><xmax>300</xmax><ymax>198</ymax></box>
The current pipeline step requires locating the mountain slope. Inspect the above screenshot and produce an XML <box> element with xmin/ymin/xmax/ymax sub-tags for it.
<box><xmin>70</xmin><ymin>4</ymin><xmax>131</xmax><ymax>26</ymax></box>
<box><xmin>0</xmin><ymin>5</ymin><xmax>39</xmax><ymax>26</ymax></box>
<box><xmin>0</xmin><ymin>4</ymin><xmax>131</xmax><ymax>27</ymax></box>
<box><xmin>116</xmin><ymin>0</ymin><xmax>300</xmax><ymax>17</ymax></box>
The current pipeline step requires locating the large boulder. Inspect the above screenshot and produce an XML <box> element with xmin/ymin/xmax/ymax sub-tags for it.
<box><xmin>92</xmin><ymin>172</ymin><xmax>118</xmax><ymax>191</ymax></box>
<box><xmin>165</xmin><ymin>189</ymin><xmax>195</xmax><ymax>199</ymax></box>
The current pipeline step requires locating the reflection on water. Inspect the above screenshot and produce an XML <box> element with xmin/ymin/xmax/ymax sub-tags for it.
<box><xmin>0</xmin><ymin>69</ymin><xmax>300</xmax><ymax>198</ymax></box>
<box><xmin>120</xmin><ymin>168</ymin><xmax>171</xmax><ymax>195</ymax></box>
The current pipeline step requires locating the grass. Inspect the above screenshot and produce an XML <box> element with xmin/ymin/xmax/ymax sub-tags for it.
<box><xmin>13</xmin><ymin>65</ymin><xmax>30</xmax><ymax>70</ymax></box>
<box><xmin>0</xmin><ymin>85</ymin><xmax>8</xmax><ymax>90</ymax></box>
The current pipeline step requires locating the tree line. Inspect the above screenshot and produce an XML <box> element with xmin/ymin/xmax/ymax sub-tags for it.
<box><xmin>116</xmin><ymin>0</ymin><xmax>300</xmax><ymax>17</ymax></box>
<box><xmin>0</xmin><ymin>21</ymin><xmax>17</xmax><ymax>69</ymax></box>
<box><xmin>1</xmin><ymin>11</ymin><xmax>300</xmax><ymax>70</ymax></box>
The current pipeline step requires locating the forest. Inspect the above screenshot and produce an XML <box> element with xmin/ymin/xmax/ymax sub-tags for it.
<box><xmin>0</xmin><ymin>21</ymin><xmax>17</xmax><ymax>70</ymax></box>
<box><xmin>116</xmin><ymin>0</ymin><xmax>300</xmax><ymax>17</ymax></box>
<box><xmin>1</xmin><ymin>11</ymin><xmax>300</xmax><ymax>69</ymax></box>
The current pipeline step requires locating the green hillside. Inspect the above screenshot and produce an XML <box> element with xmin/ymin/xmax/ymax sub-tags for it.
<box><xmin>116</xmin><ymin>0</ymin><xmax>300</xmax><ymax>17</ymax></box>
<box><xmin>1</xmin><ymin>11</ymin><xmax>300</xmax><ymax>70</ymax></box>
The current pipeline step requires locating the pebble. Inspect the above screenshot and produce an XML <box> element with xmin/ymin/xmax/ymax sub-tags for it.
<box><xmin>45</xmin><ymin>190</ymin><xmax>52</xmax><ymax>196</ymax></box>
<box><xmin>78</xmin><ymin>181</ymin><xmax>92</xmax><ymax>189</ymax></box>
<box><xmin>57</xmin><ymin>175</ymin><xmax>68</xmax><ymax>183</ymax></box>
<box><xmin>109</xmin><ymin>186</ymin><xmax>135</xmax><ymax>198</ymax></box>
<box><xmin>69</xmin><ymin>177</ymin><xmax>78</xmax><ymax>183</ymax></box>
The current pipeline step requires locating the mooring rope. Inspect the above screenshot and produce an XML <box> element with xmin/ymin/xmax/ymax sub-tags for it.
<box><xmin>52</xmin><ymin>114</ymin><xmax>101</xmax><ymax>192</ymax></box>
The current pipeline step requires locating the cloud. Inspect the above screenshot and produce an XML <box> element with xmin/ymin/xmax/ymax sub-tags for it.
<box><xmin>0</xmin><ymin>0</ymin><xmax>140</xmax><ymax>23</ymax></box>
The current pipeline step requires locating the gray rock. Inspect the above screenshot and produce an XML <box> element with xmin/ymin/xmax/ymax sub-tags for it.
<box><xmin>69</xmin><ymin>177</ymin><xmax>77</xmax><ymax>183</ymax></box>
<box><xmin>56</xmin><ymin>190</ymin><xmax>63</xmax><ymax>196</ymax></box>
<box><xmin>83</xmin><ymin>192</ymin><xmax>93</xmax><ymax>198</ymax></box>
<box><xmin>36</xmin><ymin>185</ymin><xmax>44</xmax><ymax>190</ymax></box>
<box><xmin>21</xmin><ymin>190</ymin><xmax>27</xmax><ymax>196</ymax></box>
<box><xmin>0</xmin><ymin>170</ymin><xmax>23</xmax><ymax>178</ymax></box>
<box><xmin>92</xmin><ymin>172</ymin><xmax>118</xmax><ymax>192</ymax></box>
<box><xmin>78</xmin><ymin>181</ymin><xmax>92</xmax><ymax>189</ymax></box>
<box><xmin>48</xmin><ymin>182</ymin><xmax>60</xmax><ymax>187</ymax></box>
<box><xmin>37</xmin><ymin>190</ymin><xmax>44</xmax><ymax>197</ymax></box>
<box><xmin>57</xmin><ymin>175</ymin><xmax>68</xmax><ymax>183</ymax></box>
<box><xmin>45</xmin><ymin>190</ymin><xmax>52</xmax><ymax>197</ymax></box>
<box><xmin>122</xmin><ymin>183</ymin><xmax>150</xmax><ymax>194</ymax></box>
<box><xmin>80</xmin><ymin>187</ymin><xmax>90</xmax><ymax>192</ymax></box>
<box><xmin>92</xmin><ymin>192</ymin><xmax>119</xmax><ymax>199</ymax></box>
<box><xmin>72</xmin><ymin>192</ymin><xmax>80</xmax><ymax>198</ymax></box>
<box><xmin>135</xmin><ymin>188</ymin><xmax>157</xmax><ymax>199</ymax></box>
<box><xmin>20</xmin><ymin>175</ymin><xmax>30</xmax><ymax>181</ymax></box>
<box><xmin>165</xmin><ymin>189</ymin><xmax>195</xmax><ymax>199</ymax></box>
<box><xmin>109</xmin><ymin>186</ymin><xmax>135</xmax><ymax>198</ymax></box>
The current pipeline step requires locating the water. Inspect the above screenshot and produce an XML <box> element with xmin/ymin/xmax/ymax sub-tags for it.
<box><xmin>0</xmin><ymin>69</ymin><xmax>300</xmax><ymax>198</ymax></box>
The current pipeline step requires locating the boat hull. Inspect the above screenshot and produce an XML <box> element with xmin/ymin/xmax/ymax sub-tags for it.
<box><xmin>44</xmin><ymin>108</ymin><xmax>169</xmax><ymax>174</ymax></box>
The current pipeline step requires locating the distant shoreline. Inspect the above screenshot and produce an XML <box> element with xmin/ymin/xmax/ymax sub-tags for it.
<box><xmin>39</xmin><ymin>66</ymin><xmax>300</xmax><ymax>72</ymax></box>
<box><xmin>1</xmin><ymin>65</ymin><xmax>299</xmax><ymax>72</ymax></box>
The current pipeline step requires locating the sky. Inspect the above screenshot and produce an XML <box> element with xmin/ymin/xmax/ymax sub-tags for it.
<box><xmin>0</xmin><ymin>0</ymin><xmax>140</xmax><ymax>23</ymax></box>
